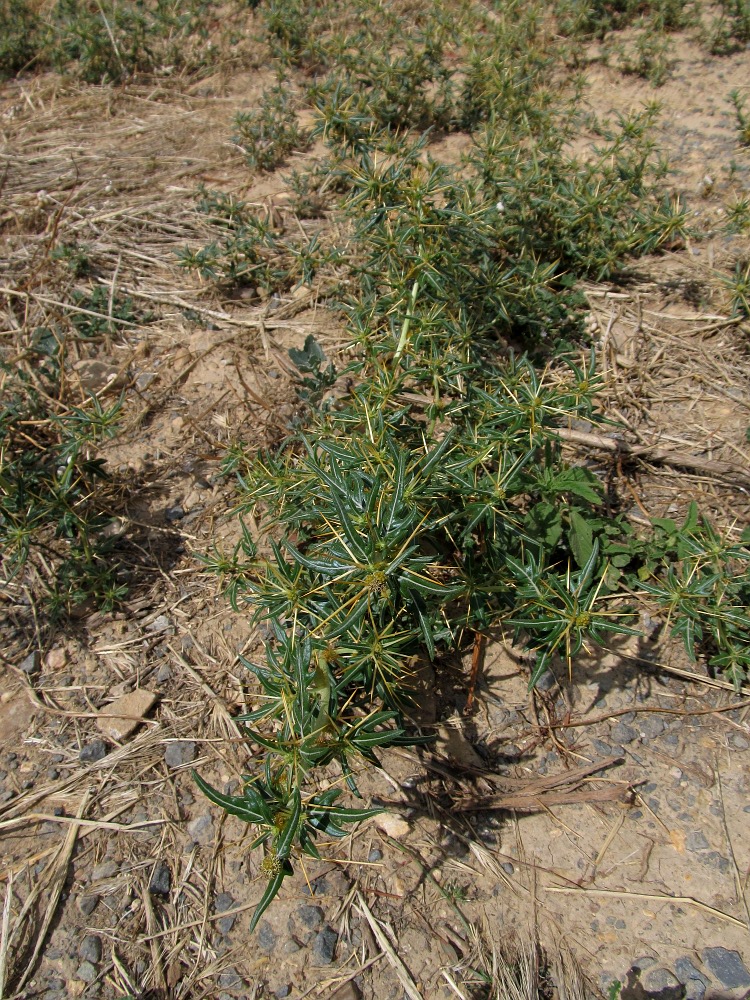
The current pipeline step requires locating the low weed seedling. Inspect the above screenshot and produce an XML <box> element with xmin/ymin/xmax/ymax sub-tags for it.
<box><xmin>232</xmin><ymin>85</ymin><xmax>309</xmax><ymax>172</ymax></box>
<box><xmin>729</xmin><ymin>89</ymin><xmax>750</xmax><ymax>146</ymax></box>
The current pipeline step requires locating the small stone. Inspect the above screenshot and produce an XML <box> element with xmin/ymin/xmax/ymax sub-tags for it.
<box><xmin>297</xmin><ymin>904</ymin><xmax>324</xmax><ymax>929</ymax></box>
<box><xmin>331</xmin><ymin>983</ymin><xmax>362</xmax><ymax>1000</ymax></box>
<box><xmin>20</xmin><ymin>651</ymin><xmax>40</xmax><ymax>674</ymax></box>
<box><xmin>146</xmin><ymin>615</ymin><xmax>172</xmax><ymax>634</ymax></box>
<box><xmin>501</xmin><ymin>862</ymin><xmax>515</xmax><ymax>876</ymax></box>
<box><xmin>368</xmin><ymin>849</ymin><xmax>382</xmax><ymax>862</ymax></box>
<box><xmin>164</xmin><ymin>741</ymin><xmax>196</xmax><ymax>768</ymax></box>
<box><xmin>642</xmin><ymin>968</ymin><xmax>682</xmax><ymax>997</ymax></box>
<box><xmin>639</xmin><ymin>717</ymin><xmax>666</xmax><ymax>739</ymax></box>
<box><xmin>698</xmin><ymin>851</ymin><xmax>730</xmax><ymax>873</ymax></box>
<box><xmin>591</xmin><ymin>739</ymin><xmax>618</xmax><ymax>757</ymax></box>
<box><xmin>634</xmin><ymin>957</ymin><xmax>658</xmax><ymax>971</ymax></box>
<box><xmin>701</xmin><ymin>948</ymin><xmax>750</xmax><ymax>989</ymax></box>
<box><xmin>44</xmin><ymin>648</ymin><xmax>68</xmax><ymax>670</ymax></box>
<box><xmin>275</xmin><ymin>986</ymin><xmax>291</xmax><ymax>999</ymax></box>
<box><xmin>78</xmin><ymin>935</ymin><xmax>102</xmax><ymax>965</ymax></box>
<box><xmin>312</xmin><ymin>925</ymin><xmax>338</xmax><ymax>965</ymax></box>
<box><xmin>77</xmin><ymin>895</ymin><xmax>100</xmax><ymax>917</ymax></box>
<box><xmin>156</xmin><ymin>664</ymin><xmax>172</xmax><ymax>683</ymax></box>
<box><xmin>96</xmin><ymin>688</ymin><xmax>157</xmax><ymax>740</ymax></box>
<box><xmin>165</xmin><ymin>505</ymin><xmax>185</xmax><ymax>523</ymax></box>
<box><xmin>218</xmin><ymin>968</ymin><xmax>242</xmax><ymax>989</ymax></box>
<box><xmin>149</xmin><ymin>862</ymin><xmax>171</xmax><ymax>897</ymax></box>
<box><xmin>686</xmin><ymin>831</ymin><xmax>710</xmax><ymax>852</ymax></box>
<box><xmin>91</xmin><ymin>861</ymin><xmax>118</xmax><ymax>881</ymax></box>
<box><xmin>215</xmin><ymin>891</ymin><xmax>235</xmax><ymax>934</ymax></box>
<box><xmin>187</xmin><ymin>814</ymin><xmax>213</xmax><ymax>846</ymax></box>
<box><xmin>80</xmin><ymin>739</ymin><xmax>108</xmax><ymax>763</ymax></box>
<box><xmin>76</xmin><ymin>961</ymin><xmax>97</xmax><ymax>983</ymax></box>
<box><xmin>674</xmin><ymin>958</ymin><xmax>709</xmax><ymax>992</ymax></box>
<box><xmin>375</xmin><ymin>814</ymin><xmax>410</xmax><ymax>839</ymax></box>
<box><xmin>729</xmin><ymin>733</ymin><xmax>749</xmax><ymax>751</ymax></box>
<box><xmin>684</xmin><ymin>981</ymin><xmax>706</xmax><ymax>1000</ymax></box>
<box><xmin>611</xmin><ymin>722</ymin><xmax>638</xmax><ymax>744</ymax></box>
<box><xmin>535</xmin><ymin>669</ymin><xmax>557</xmax><ymax>691</ymax></box>
<box><xmin>257</xmin><ymin>920</ymin><xmax>276</xmax><ymax>954</ymax></box>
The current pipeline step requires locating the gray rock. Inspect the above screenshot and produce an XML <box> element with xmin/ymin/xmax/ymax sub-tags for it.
<box><xmin>77</xmin><ymin>894</ymin><xmax>99</xmax><ymax>916</ymax></box>
<box><xmin>684</xmin><ymin>981</ymin><xmax>705</xmax><ymax>1000</ymax></box>
<box><xmin>149</xmin><ymin>861</ymin><xmax>171</xmax><ymax>896</ymax></box>
<box><xmin>257</xmin><ymin>919</ymin><xmax>277</xmax><ymax>954</ymax></box>
<box><xmin>591</xmin><ymin>739</ymin><xmax>616</xmax><ymax>757</ymax></box>
<box><xmin>674</xmin><ymin>959</ymin><xmax>709</xmax><ymax>993</ymax></box>
<box><xmin>729</xmin><ymin>733</ymin><xmax>749</xmax><ymax>751</ymax></box>
<box><xmin>642</xmin><ymin>968</ymin><xmax>682</xmax><ymax>995</ymax></box>
<box><xmin>275</xmin><ymin>986</ymin><xmax>291</xmax><ymax>999</ymax></box>
<box><xmin>76</xmin><ymin>961</ymin><xmax>97</xmax><ymax>983</ymax></box>
<box><xmin>187</xmin><ymin>813</ymin><xmax>213</xmax><ymax>846</ymax></box>
<box><xmin>368</xmin><ymin>849</ymin><xmax>382</xmax><ymax>862</ymax></box>
<box><xmin>164</xmin><ymin>740</ymin><xmax>196</xmax><ymax>768</ymax></box>
<box><xmin>639</xmin><ymin>717</ymin><xmax>666</xmax><ymax>739</ymax></box>
<box><xmin>611</xmin><ymin>722</ymin><xmax>639</xmax><ymax>744</ymax></box>
<box><xmin>156</xmin><ymin>664</ymin><xmax>172</xmax><ymax>683</ymax></box>
<box><xmin>686</xmin><ymin>831</ymin><xmax>710</xmax><ymax>852</ymax></box>
<box><xmin>80</xmin><ymin>740</ymin><xmax>108</xmax><ymax>763</ymax></box>
<box><xmin>20</xmin><ymin>651</ymin><xmax>40</xmax><ymax>674</ymax></box>
<box><xmin>165</xmin><ymin>506</ymin><xmax>185</xmax><ymax>523</ymax></box>
<box><xmin>215</xmin><ymin>891</ymin><xmax>235</xmax><ymax>935</ymax></box>
<box><xmin>91</xmin><ymin>861</ymin><xmax>118</xmax><ymax>881</ymax></box>
<box><xmin>79</xmin><ymin>934</ymin><xmax>102</xmax><ymax>965</ymax></box>
<box><xmin>297</xmin><ymin>904</ymin><xmax>324</xmax><ymax>929</ymax></box>
<box><xmin>331</xmin><ymin>984</ymin><xmax>362</xmax><ymax>1000</ymax></box>
<box><xmin>701</xmin><ymin>948</ymin><xmax>750</xmax><ymax>989</ymax></box>
<box><xmin>312</xmin><ymin>925</ymin><xmax>338</xmax><ymax>965</ymax></box>
<box><xmin>535</xmin><ymin>669</ymin><xmax>557</xmax><ymax>691</ymax></box>
<box><xmin>218</xmin><ymin>968</ymin><xmax>242</xmax><ymax>989</ymax></box>
<box><xmin>501</xmin><ymin>862</ymin><xmax>515</xmax><ymax>876</ymax></box>
<box><xmin>698</xmin><ymin>851</ymin><xmax>730</xmax><ymax>873</ymax></box>
<box><xmin>634</xmin><ymin>957</ymin><xmax>658</xmax><ymax>971</ymax></box>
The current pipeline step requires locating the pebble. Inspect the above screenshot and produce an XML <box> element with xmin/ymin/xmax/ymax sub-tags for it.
<box><xmin>187</xmin><ymin>813</ymin><xmax>214</xmax><ymax>846</ymax></box>
<box><xmin>698</xmin><ymin>851</ymin><xmax>730</xmax><ymax>873</ymax></box>
<box><xmin>368</xmin><ymin>849</ymin><xmax>382</xmax><ymax>862</ymax></box>
<box><xmin>312</xmin><ymin>925</ymin><xmax>338</xmax><ymax>965</ymax></box>
<box><xmin>20</xmin><ymin>651</ymin><xmax>40</xmax><ymax>674</ymax></box>
<box><xmin>686</xmin><ymin>830</ymin><xmax>710</xmax><ymax>852</ymax></box>
<box><xmin>591</xmin><ymin>739</ymin><xmax>617</xmax><ymax>757</ymax></box>
<box><xmin>275</xmin><ymin>986</ymin><xmax>291</xmax><ymax>999</ymax></box>
<box><xmin>164</xmin><ymin>740</ymin><xmax>196</xmax><ymax>768</ymax></box>
<box><xmin>149</xmin><ymin>862</ymin><xmax>171</xmax><ymax>897</ymax></box>
<box><xmin>218</xmin><ymin>968</ymin><xmax>242</xmax><ymax>989</ymax></box>
<box><xmin>91</xmin><ymin>861</ymin><xmax>118</xmax><ymax>881</ymax></box>
<box><xmin>639</xmin><ymin>717</ymin><xmax>666</xmax><ymax>739</ymax></box>
<box><xmin>78</xmin><ymin>935</ymin><xmax>102</xmax><ymax>965</ymax></box>
<box><xmin>79</xmin><ymin>739</ymin><xmax>108</xmax><ymax>763</ymax></box>
<box><xmin>156</xmin><ymin>664</ymin><xmax>172</xmax><ymax>683</ymax></box>
<box><xmin>289</xmin><ymin>904</ymin><xmax>324</xmax><ymax>946</ymax></box>
<box><xmin>701</xmin><ymin>948</ymin><xmax>750</xmax><ymax>989</ymax></box>
<box><xmin>729</xmin><ymin>733</ymin><xmax>749</xmax><ymax>751</ymax></box>
<box><xmin>642</xmin><ymin>968</ymin><xmax>681</xmax><ymax>995</ymax></box>
<box><xmin>96</xmin><ymin>688</ymin><xmax>157</xmax><ymax>740</ymax></box>
<box><xmin>331</xmin><ymin>983</ymin><xmax>362</xmax><ymax>1000</ymax></box>
<box><xmin>674</xmin><ymin>957</ymin><xmax>709</xmax><ymax>992</ymax></box>
<box><xmin>215</xmin><ymin>891</ymin><xmax>235</xmax><ymax>935</ymax></box>
<box><xmin>611</xmin><ymin>722</ymin><xmax>638</xmax><ymax>744</ymax></box>
<box><xmin>257</xmin><ymin>920</ymin><xmax>277</xmax><ymax>955</ymax></box>
<box><xmin>165</xmin><ymin>505</ymin><xmax>185</xmax><ymax>523</ymax></box>
<box><xmin>44</xmin><ymin>647</ymin><xmax>67</xmax><ymax>670</ymax></box>
<box><xmin>76</xmin><ymin>961</ymin><xmax>98</xmax><ymax>983</ymax></box>
<box><xmin>501</xmin><ymin>862</ymin><xmax>515</xmax><ymax>875</ymax></box>
<box><xmin>77</xmin><ymin>894</ymin><xmax>100</xmax><ymax>917</ymax></box>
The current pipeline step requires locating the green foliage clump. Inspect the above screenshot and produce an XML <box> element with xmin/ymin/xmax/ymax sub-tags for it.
<box><xmin>0</xmin><ymin>0</ymin><xmax>42</xmax><ymax>78</ymax></box>
<box><xmin>233</xmin><ymin>85</ymin><xmax>308</xmax><ymax>172</ymax></box>
<box><xmin>0</xmin><ymin>340</ymin><xmax>126</xmax><ymax>618</ymax></box>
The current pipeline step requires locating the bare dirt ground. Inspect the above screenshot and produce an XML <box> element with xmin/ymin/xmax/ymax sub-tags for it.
<box><xmin>1</xmin><ymin>24</ymin><xmax>750</xmax><ymax>1000</ymax></box>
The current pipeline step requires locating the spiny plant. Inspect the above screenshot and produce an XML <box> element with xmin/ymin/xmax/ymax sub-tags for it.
<box><xmin>729</xmin><ymin>89</ymin><xmax>750</xmax><ymax>146</ymax></box>
<box><xmin>232</xmin><ymin>85</ymin><xmax>308</xmax><ymax>173</ymax></box>
<box><xmin>186</xmin><ymin>0</ymin><xmax>749</xmax><ymax>931</ymax></box>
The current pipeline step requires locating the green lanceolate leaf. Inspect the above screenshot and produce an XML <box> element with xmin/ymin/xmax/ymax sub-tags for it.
<box><xmin>568</xmin><ymin>509</ymin><xmax>594</xmax><ymax>568</ymax></box>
